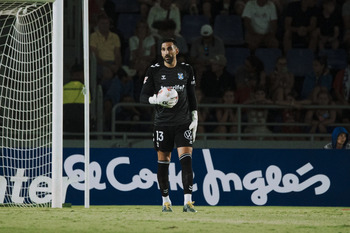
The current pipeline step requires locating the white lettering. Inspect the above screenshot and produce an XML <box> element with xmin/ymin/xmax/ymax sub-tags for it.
<box><xmin>10</xmin><ymin>169</ymin><xmax>28</xmax><ymax>203</ymax></box>
<box><xmin>202</xmin><ymin>149</ymin><xmax>331</xmax><ymax>206</ymax></box>
<box><xmin>64</xmin><ymin>154</ymin><xmax>106</xmax><ymax>190</ymax></box>
<box><xmin>0</xmin><ymin>176</ymin><xmax>7</xmax><ymax>203</ymax></box>
<box><xmin>106</xmin><ymin>157</ymin><xmax>157</xmax><ymax>191</ymax></box>
<box><xmin>29</xmin><ymin>176</ymin><xmax>51</xmax><ymax>203</ymax></box>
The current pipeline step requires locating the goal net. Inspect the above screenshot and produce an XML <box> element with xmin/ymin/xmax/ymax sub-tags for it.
<box><xmin>0</xmin><ymin>0</ymin><xmax>63</xmax><ymax>207</ymax></box>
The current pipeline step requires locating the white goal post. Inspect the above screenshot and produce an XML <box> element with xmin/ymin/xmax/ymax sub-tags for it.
<box><xmin>0</xmin><ymin>0</ymin><xmax>64</xmax><ymax>208</ymax></box>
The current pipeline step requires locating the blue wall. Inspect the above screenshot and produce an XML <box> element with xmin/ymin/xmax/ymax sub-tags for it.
<box><xmin>63</xmin><ymin>148</ymin><xmax>350</xmax><ymax>206</ymax></box>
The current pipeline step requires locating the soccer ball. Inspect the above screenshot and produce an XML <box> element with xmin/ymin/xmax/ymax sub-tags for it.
<box><xmin>157</xmin><ymin>87</ymin><xmax>178</xmax><ymax>107</ymax></box>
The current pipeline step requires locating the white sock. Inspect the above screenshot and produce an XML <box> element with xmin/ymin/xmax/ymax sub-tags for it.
<box><xmin>184</xmin><ymin>194</ymin><xmax>192</xmax><ymax>205</ymax></box>
<box><xmin>162</xmin><ymin>196</ymin><xmax>171</xmax><ymax>205</ymax></box>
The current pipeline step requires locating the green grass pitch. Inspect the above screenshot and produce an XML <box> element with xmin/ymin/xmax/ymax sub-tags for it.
<box><xmin>0</xmin><ymin>206</ymin><xmax>349</xmax><ymax>233</ymax></box>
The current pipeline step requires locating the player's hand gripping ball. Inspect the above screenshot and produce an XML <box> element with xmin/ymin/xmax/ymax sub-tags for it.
<box><xmin>157</xmin><ymin>87</ymin><xmax>178</xmax><ymax>108</ymax></box>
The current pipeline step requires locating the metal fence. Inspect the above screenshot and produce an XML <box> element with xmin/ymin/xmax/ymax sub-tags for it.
<box><xmin>109</xmin><ymin>102</ymin><xmax>350</xmax><ymax>142</ymax></box>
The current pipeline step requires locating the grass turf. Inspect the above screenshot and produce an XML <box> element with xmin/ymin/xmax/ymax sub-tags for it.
<box><xmin>0</xmin><ymin>206</ymin><xmax>349</xmax><ymax>233</ymax></box>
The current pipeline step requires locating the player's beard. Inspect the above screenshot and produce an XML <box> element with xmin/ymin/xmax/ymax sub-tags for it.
<box><xmin>164</xmin><ymin>55</ymin><xmax>174</xmax><ymax>64</ymax></box>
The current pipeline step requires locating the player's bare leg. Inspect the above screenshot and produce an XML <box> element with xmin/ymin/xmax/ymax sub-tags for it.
<box><xmin>158</xmin><ymin>151</ymin><xmax>173</xmax><ymax>212</ymax></box>
<box><xmin>178</xmin><ymin>147</ymin><xmax>197</xmax><ymax>212</ymax></box>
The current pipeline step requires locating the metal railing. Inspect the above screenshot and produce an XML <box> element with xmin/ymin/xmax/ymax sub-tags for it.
<box><xmin>109</xmin><ymin>102</ymin><xmax>350</xmax><ymax>142</ymax></box>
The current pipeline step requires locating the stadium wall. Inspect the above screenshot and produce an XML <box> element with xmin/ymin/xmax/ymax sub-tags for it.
<box><xmin>60</xmin><ymin>148</ymin><xmax>350</xmax><ymax>207</ymax></box>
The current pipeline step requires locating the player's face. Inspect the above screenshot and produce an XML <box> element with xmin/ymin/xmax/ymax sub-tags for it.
<box><xmin>161</xmin><ymin>42</ymin><xmax>178</xmax><ymax>65</ymax></box>
<box><xmin>337</xmin><ymin>133</ymin><xmax>347</xmax><ymax>145</ymax></box>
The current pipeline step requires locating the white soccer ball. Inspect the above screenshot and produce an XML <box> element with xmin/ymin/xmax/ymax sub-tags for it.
<box><xmin>157</xmin><ymin>87</ymin><xmax>178</xmax><ymax>107</ymax></box>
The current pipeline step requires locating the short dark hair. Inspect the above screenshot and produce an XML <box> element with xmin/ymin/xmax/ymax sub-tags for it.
<box><xmin>161</xmin><ymin>38</ymin><xmax>177</xmax><ymax>46</ymax></box>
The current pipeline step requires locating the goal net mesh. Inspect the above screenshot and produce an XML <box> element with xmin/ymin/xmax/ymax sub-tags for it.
<box><xmin>0</xmin><ymin>2</ymin><xmax>53</xmax><ymax>207</ymax></box>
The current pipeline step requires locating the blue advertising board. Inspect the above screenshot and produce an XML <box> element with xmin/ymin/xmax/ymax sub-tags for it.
<box><xmin>62</xmin><ymin>148</ymin><xmax>350</xmax><ymax>207</ymax></box>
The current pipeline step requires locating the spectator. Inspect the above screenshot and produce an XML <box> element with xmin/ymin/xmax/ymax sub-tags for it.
<box><xmin>129</xmin><ymin>20</ymin><xmax>156</xmax><ymax>70</ymax></box>
<box><xmin>90</xmin><ymin>14</ymin><xmax>122</xmax><ymax>81</ymax></box>
<box><xmin>274</xmin><ymin>93</ymin><xmax>303</xmax><ymax>138</ymax></box>
<box><xmin>147</xmin><ymin>0</ymin><xmax>181</xmax><ymax>37</ymax></box>
<box><xmin>283</xmin><ymin>0</ymin><xmax>318</xmax><ymax>53</ymax></box>
<box><xmin>138</xmin><ymin>0</ymin><xmax>157</xmax><ymax>21</ymax></box>
<box><xmin>314</xmin><ymin>0</ymin><xmax>342</xmax><ymax>51</ymax></box>
<box><xmin>174</xmin><ymin>0</ymin><xmax>199</xmax><ymax>14</ymax></box>
<box><xmin>332</xmin><ymin>54</ymin><xmax>350</xmax><ymax>123</ymax></box>
<box><xmin>190</xmin><ymin>24</ymin><xmax>225</xmax><ymax>82</ymax></box>
<box><xmin>214</xmin><ymin>88</ymin><xmax>237</xmax><ymax>140</ymax></box>
<box><xmin>304</xmin><ymin>89</ymin><xmax>336</xmax><ymax>134</ymax></box>
<box><xmin>268</xmin><ymin>56</ymin><xmax>295</xmax><ymax>102</ymax></box>
<box><xmin>200</xmin><ymin>54</ymin><xmax>235</xmax><ymax>101</ymax></box>
<box><xmin>63</xmin><ymin>63</ymin><xmax>90</xmax><ymax>138</ymax></box>
<box><xmin>89</xmin><ymin>0</ymin><xmax>116</xmax><ymax>32</ymax></box>
<box><xmin>234</xmin><ymin>55</ymin><xmax>267</xmax><ymax>104</ymax></box>
<box><xmin>243</xmin><ymin>86</ymin><xmax>273</xmax><ymax>140</ymax></box>
<box><xmin>103</xmin><ymin>66</ymin><xmax>138</xmax><ymax>131</ymax></box>
<box><xmin>300</xmin><ymin>55</ymin><xmax>333</xmax><ymax>102</ymax></box>
<box><xmin>242</xmin><ymin>0</ymin><xmax>279</xmax><ymax>51</ymax></box>
<box><xmin>201</xmin><ymin>0</ymin><xmax>236</xmax><ymax>23</ymax></box>
<box><xmin>342</xmin><ymin>0</ymin><xmax>350</xmax><ymax>52</ymax></box>
<box><xmin>324</xmin><ymin>126</ymin><xmax>350</xmax><ymax>149</ymax></box>
<box><xmin>233</xmin><ymin>0</ymin><xmax>249</xmax><ymax>16</ymax></box>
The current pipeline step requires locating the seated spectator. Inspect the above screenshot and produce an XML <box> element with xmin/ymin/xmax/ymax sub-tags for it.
<box><xmin>268</xmin><ymin>56</ymin><xmax>296</xmax><ymax>102</ymax></box>
<box><xmin>324</xmin><ymin>126</ymin><xmax>350</xmax><ymax>149</ymax></box>
<box><xmin>342</xmin><ymin>0</ymin><xmax>350</xmax><ymax>52</ymax></box>
<box><xmin>304</xmin><ymin>89</ymin><xmax>336</xmax><ymax>134</ymax></box>
<box><xmin>214</xmin><ymin>88</ymin><xmax>238</xmax><ymax>140</ymax></box>
<box><xmin>129</xmin><ymin>20</ymin><xmax>156</xmax><ymax>70</ymax></box>
<box><xmin>89</xmin><ymin>0</ymin><xmax>116</xmax><ymax>32</ymax></box>
<box><xmin>90</xmin><ymin>14</ymin><xmax>122</xmax><ymax>82</ymax></box>
<box><xmin>189</xmin><ymin>24</ymin><xmax>225</xmax><ymax>81</ymax></box>
<box><xmin>201</xmin><ymin>0</ymin><xmax>236</xmax><ymax>23</ymax></box>
<box><xmin>103</xmin><ymin>66</ymin><xmax>138</xmax><ymax>131</ymax></box>
<box><xmin>300</xmin><ymin>55</ymin><xmax>333</xmax><ymax>102</ymax></box>
<box><xmin>174</xmin><ymin>0</ymin><xmax>199</xmax><ymax>14</ymax></box>
<box><xmin>200</xmin><ymin>54</ymin><xmax>235</xmax><ymax>101</ymax></box>
<box><xmin>275</xmin><ymin>93</ymin><xmax>303</xmax><ymax>138</ymax></box>
<box><xmin>283</xmin><ymin>0</ymin><xmax>318</xmax><ymax>53</ymax></box>
<box><xmin>234</xmin><ymin>55</ymin><xmax>267</xmax><ymax>104</ymax></box>
<box><xmin>63</xmin><ymin>63</ymin><xmax>91</xmax><ymax>138</ymax></box>
<box><xmin>243</xmin><ymin>86</ymin><xmax>273</xmax><ymax>140</ymax></box>
<box><xmin>332</xmin><ymin>54</ymin><xmax>350</xmax><ymax>123</ymax></box>
<box><xmin>242</xmin><ymin>0</ymin><xmax>279</xmax><ymax>51</ymax></box>
<box><xmin>147</xmin><ymin>0</ymin><xmax>181</xmax><ymax>37</ymax></box>
<box><xmin>314</xmin><ymin>0</ymin><xmax>342</xmax><ymax>51</ymax></box>
<box><xmin>234</xmin><ymin>0</ymin><xmax>249</xmax><ymax>16</ymax></box>
<box><xmin>138</xmin><ymin>0</ymin><xmax>157</xmax><ymax>21</ymax></box>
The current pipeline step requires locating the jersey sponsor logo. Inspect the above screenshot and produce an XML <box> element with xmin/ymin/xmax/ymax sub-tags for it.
<box><xmin>160</xmin><ymin>84</ymin><xmax>185</xmax><ymax>92</ymax></box>
<box><xmin>143</xmin><ymin>76</ymin><xmax>148</xmax><ymax>84</ymax></box>
<box><xmin>177</xmin><ymin>73</ymin><xmax>184</xmax><ymax>80</ymax></box>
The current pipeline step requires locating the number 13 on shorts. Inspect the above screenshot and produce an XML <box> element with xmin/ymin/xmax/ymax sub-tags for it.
<box><xmin>154</xmin><ymin>130</ymin><xmax>164</xmax><ymax>148</ymax></box>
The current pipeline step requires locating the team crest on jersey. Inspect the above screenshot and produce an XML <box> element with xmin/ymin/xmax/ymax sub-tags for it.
<box><xmin>143</xmin><ymin>76</ymin><xmax>148</xmax><ymax>84</ymax></box>
<box><xmin>178</xmin><ymin>73</ymin><xmax>184</xmax><ymax>80</ymax></box>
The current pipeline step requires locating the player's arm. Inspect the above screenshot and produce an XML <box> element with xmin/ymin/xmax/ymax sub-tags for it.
<box><xmin>139</xmin><ymin>68</ymin><xmax>176</xmax><ymax>108</ymax></box>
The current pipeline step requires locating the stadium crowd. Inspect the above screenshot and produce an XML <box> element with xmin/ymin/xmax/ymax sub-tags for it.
<box><xmin>64</xmin><ymin>0</ymin><xmax>350</xmax><ymax>139</ymax></box>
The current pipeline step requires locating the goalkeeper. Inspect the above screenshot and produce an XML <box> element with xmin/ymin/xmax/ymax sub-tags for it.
<box><xmin>140</xmin><ymin>38</ymin><xmax>198</xmax><ymax>212</ymax></box>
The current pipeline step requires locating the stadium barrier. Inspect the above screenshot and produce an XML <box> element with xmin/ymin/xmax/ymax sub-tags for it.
<box><xmin>104</xmin><ymin>103</ymin><xmax>350</xmax><ymax>142</ymax></box>
<box><xmin>60</xmin><ymin>148</ymin><xmax>350</xmax><ymax>207</ymax></box>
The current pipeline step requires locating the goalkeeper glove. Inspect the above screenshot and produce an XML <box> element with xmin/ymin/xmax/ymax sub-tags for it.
<box><xmin>149</xmin><ymin>94</ymin><xmax>176</xmax><ymax>108</ymax></box>
<box><xmin>189</xmin><ymin>110</ymin><xmax>198</xmax><ymax>142</ymax></box>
